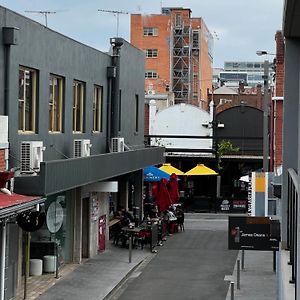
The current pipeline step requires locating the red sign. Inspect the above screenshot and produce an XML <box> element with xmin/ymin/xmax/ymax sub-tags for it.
<box><xmin>98</xmin><ymin>215</ymin><xmax>106</xmax><ymax>251</ymax></box>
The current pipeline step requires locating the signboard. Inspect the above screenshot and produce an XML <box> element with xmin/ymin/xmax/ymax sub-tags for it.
<box><xmin>228</xmin><ymin>216</ymin><xmax>280</xmax><ymax>251</ymax></box>
<box><xmin>219</xmin><ymin>199</ymin><xmax>248</xmax><ymax>213</ymax></box>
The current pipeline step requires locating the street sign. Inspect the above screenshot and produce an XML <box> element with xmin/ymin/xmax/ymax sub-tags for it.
<box><xmin>228</xmin><ymin>216</ymin><xmax>280</xmax><ymax>251</ymax></box>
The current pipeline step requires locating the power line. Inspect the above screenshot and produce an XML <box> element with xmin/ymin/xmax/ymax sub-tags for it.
<box><xmin>98</xmin><ymin>9</ymin><xmax>129</xmax><ymax>37</ymax></box>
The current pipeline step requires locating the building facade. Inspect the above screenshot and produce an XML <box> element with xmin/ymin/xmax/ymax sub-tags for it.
<box><xmin>0</xmin><ymin>6</ymin><xmax>164</xmax><ymax>299</ymax></box>
<box><xmin>131</xmin><ymin>7</ymin><xmax>213</xmax><ymax>109</ymax></box>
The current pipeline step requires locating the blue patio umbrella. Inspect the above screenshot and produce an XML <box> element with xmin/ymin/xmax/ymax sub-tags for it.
<box><xmin>143</xmin><ymin>166</ymin><xmax>170</xmax><ymax>182</ymax></box>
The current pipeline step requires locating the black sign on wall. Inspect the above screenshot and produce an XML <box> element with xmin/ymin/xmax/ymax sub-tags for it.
<box><xmin>228</xmin><ymin>216</ymin><xmax>280</xmax><ymax>251</ymax></box>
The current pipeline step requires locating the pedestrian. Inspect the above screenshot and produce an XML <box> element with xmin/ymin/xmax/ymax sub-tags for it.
<box><xmin>176</xmin><ymin>206</ymin><xmax>185</xmax><ymax>231</ymax></box>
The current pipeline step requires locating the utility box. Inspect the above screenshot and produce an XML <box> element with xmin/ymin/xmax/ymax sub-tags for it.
<box><xmin>3</xmin><ymin>27</ymin><xmax>19</xmax><ymax>45</ymax></box>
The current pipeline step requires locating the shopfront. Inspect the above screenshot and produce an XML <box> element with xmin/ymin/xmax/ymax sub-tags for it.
<box><xmin>30</xmin><ymin>193</ymin><xmax>74</xmax><ymax>265</ymax></box>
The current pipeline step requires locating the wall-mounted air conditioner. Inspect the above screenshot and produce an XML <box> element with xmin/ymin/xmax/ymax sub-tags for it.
<box><xmin>20</xmin><ymin>141</ymin><xmax>44</xmax><ymax>173</ymax></box>
<box><xmin>73</xmin><ymin>139</ymin><xmax>92</xmax><ymax>158</ymax></box>
<box><xmin>111</xmin><ymin>137</ymin><xmax>124</xmax><ymax>153</ymax></box>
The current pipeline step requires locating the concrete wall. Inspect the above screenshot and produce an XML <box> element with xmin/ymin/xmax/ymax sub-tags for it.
<box><xmin>0</xmin><ymin>6</ymin><xmax>146</xmax><ymax>168</ymax></box>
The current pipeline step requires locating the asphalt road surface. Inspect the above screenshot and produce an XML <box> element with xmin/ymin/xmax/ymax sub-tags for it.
<box><xmin>112</xmin><ymin>214</ymin><xmax>238</xmax><ymax>300</ymax></box>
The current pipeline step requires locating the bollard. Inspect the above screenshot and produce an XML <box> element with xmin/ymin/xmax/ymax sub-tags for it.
<box><xmin>129</xmin><ymin>236</ymin><xmax>132</xmax><ymax>263</ymax></box>
<box><xmin>237</xmin><ymin>259</ymin><xmax>240</xmax><ymax>290</ymax></box>
<box><xmin>241</xmin><ymin>250</ymin><xmax>245</xmax><ymax>270</ymax></box>
<box><xmin>230</xmin><ymin>281</ymin><xmax>234</xmax><ymax>300</ymax></box>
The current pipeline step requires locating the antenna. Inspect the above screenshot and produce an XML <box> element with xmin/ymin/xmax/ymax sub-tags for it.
<box><xmin>213</xmin><ymin>31</ymin><xmax>220</xmax><ymax>40</ymax></box>
<box><xmin>25</xmin><ymin>10</ymin><xmax>57</xmax><ymax>27</ymax></box>
<box><xmin>98</xmin><ymin>9</ymin><xmax>129</xmax><ymax>37</ymax></box>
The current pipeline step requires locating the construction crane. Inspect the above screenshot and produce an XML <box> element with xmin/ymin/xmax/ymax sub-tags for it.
<box><xmin>24</xmin><ymin>10</ymin><xmax>57</xmax><ymax>27</ymax></box>
<box><xmin>98</xmin><ymin>9</ymin><xmax>129</xmax><ymax>37</ymax></box>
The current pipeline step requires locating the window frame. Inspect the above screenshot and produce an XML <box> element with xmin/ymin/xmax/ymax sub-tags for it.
<box><xmin>18</xmin><ymin>66</ymin><xmax>37</xmax><ymax>133</ymax></box>
<box><xmin>143</xmin><ymin>27</ymin><xmax>158</xmax><ymax>36</ymax></box>
<box><xmin>145</xmin><ymin>49</ymin><xmax>158</xmax><ymax>58</ymax></box>
<box><xmin>73</xmin><ymin>80</ymin><xmax>85</xmax><ymax>133</ymax></box>
<box><xmin>93</xmin><ymin>85</ymin><xmax>103</xmax><ymax>133</ymax></box>
<box><xmin>145</xmin><ymin>70</ymin><xmax>158</xmax><ymax>79</ymax></box>
<box><xmin>135</xmin><ymin>94</ymin><xmax>139</xmax><ymax>132</ymax></box>
<box><xmin>49</xmin><ymin>74</ymin><xmax>64</xmax><ymax>133</ymax></box>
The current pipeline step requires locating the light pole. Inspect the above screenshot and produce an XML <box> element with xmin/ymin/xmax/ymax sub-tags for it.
<box><xmin>256</xmin><ymin>51</ymin><xmax>274</xmax><ymax>172</ymax></box>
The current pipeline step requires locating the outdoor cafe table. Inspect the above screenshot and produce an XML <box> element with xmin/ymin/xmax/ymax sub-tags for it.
<box><xmin>121</xmin><ymin>226</ymin><xmax>143</xmax><ymax>263</ymax></box>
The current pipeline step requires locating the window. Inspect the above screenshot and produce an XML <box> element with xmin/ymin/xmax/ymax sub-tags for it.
<box><xmin>118</xmin><ymin>90</ymin><xmax>122</xmax><ymax>132</ymax></box>
<box><xmin>145</xmin><ymin>70</ymin><xmax>158</xmax><ymax>79</ymax></box>
<box><xmin>18</xmin><ymin>67</ymin><xmax>37</xmax><ymax>132</ymax></box>
<box><xmin>73</xmin><ymin>81</ymin><xmax>85</xmax><ymax>133</ymax></box>
<box><xmin>49</xmin><ymin>74</ymin><xmax>64</xmax><ymax>133</ymax></box>
<box><xmin>93</xmin><ymin>85</ymin><xmax>103</xmax><ymax>132</ymax></box>
<box><xmin>145</xmin><ymin>49</ymin><xmax>158</xmax><ymax>58</ymax></box>
<box><xmin>135</xmin><ymin>95</ymin><xmax>139</xmax><ymax>132</ymax></box>
<box><xmin>143</xmin><ymin>27</ymin><xmax>158</xmax><ymax>36</ymax></box>
<box><xmin>192</xmin><ymin>30</ymin><xmax>199</xmax><ymax>48</ymax></box>
<box><xmin>175</xmin><ymin>13</ymin><xmax>182</xmax><ymax>27</ymax></box>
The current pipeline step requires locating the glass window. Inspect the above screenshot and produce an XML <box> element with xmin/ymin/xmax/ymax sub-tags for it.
<box><xmin>143</xmin><ymin>27</ymin><xmax>158</xmax><ymax>36</ymax></box>
<box><xmin>135</xmin><ymin>94</ymin><xmax>139</xmax><ymax>132</ymax></box>
<box><xmin>145</xmin><ymin>70</ymin><xmax>158</xmax><ymax>79</ymax></box>
<box><xmin>49</xmin><ymin>74</ymin><xmax>64</xmax><ymax>133</ymax></box>
<box><xmin>145</xmin><ymin>49</ymin><xmax>158</xmax><ymax>58</ymax></box>
<box><xmin>73</xmin><ymin>81</ymin><xmax>85</xmax><ymax>133</ymax></box>
<box><xmin>93</xmin><ymin>85</ymin><xmax>103</xmax><ymax>132</ymax></box>
<box><xmin>18</xmin><ymin>67</ymin><xmax>37</xmax><ymax>132</ymax></box>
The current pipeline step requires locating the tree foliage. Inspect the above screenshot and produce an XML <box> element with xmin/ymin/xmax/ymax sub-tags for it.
<box><xmin>216</xmin><ymin>140</ymin><xmax>239</xmax><ymax>171</ymax></box>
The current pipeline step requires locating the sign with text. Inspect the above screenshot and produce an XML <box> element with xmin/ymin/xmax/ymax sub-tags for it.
<box><xmin>228</xmin><ymin>216</ymin><xmax>280</xmax><ymax>251</ymax></box>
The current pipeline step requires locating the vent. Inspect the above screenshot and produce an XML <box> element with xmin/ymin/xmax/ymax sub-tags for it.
<box><xmin>73</xmin><ymin>139</ymin><xmax>92</xmax><ymax>158</ymax></box>
<box><xmin>20</xmin><ymin>141</ymin><xmax>44</xmax><ymax>173</ymax></box>
<box><xmin>111</xmin><ymin>137</ymin><xmax>124</xmax><ymax>153</ymax></box>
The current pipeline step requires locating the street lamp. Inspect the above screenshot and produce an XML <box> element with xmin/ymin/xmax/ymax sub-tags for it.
<box><xmin>256</xmin><ymin>50</ymin><xmax>274</xmax><ymax>172</ymax></box>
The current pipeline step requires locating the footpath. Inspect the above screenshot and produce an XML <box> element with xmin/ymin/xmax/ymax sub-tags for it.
<box><xmin>31</xmin><ymin>213</ymin><xmax>277</xmax><ymax>300</ymax></box>
<box><xmin>225</xmin><ymin>250</ymin><xmax>277</xmax><ymax>300</ymax></box>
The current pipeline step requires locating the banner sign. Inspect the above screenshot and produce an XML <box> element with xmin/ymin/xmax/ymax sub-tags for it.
<box><xmin>228</xmin><ymin>216</ymin><xmax>280</xmax><ymax>251</ymax></box>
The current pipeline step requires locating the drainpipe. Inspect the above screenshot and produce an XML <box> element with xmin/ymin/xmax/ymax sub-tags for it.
<box><xmin>109</xmin><ymin>37</ymin><xmax>123</xmax><ymax>139</ymax></box>
<box><xmin>3</xmin><ymin>27</ymin><xmax>19</xmax><ymax>116</ymax></box>
<box><xmin>1</xmin><ymin>221</ymin><xmax>6</xmax><ymax>300</ymax></box>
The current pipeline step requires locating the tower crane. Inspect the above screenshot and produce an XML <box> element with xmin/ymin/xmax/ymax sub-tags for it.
<box><xmin>98</xmin><ymin>9</ymin><xmax>129</xmax><ymax>37</ymax></box>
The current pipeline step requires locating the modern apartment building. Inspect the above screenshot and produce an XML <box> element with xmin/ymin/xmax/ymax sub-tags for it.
<box><xmin>219</xmin><ymin>61</ymin><xmax>274</xmax><ymax>88</ymax></box>
<box><xmin>131</xmin><ymin>7</ymin><xmax>213</xmax><ymax>109</ymax></box>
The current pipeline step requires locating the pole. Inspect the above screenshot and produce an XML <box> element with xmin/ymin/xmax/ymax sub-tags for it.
<box><xmin>230</xmin><ymin>281</ymin><xmax>234</xmax><ymax>300</ymax></box>
<box><xmin>237</xmin><ymin>259</ymin><xmax>240</xmax><ymax>289</ymax></box>
<box><xmin>1</xmin><ymin>222</ymin><xmax>6</xmax><ymax>300</ymax></box>
<box><xmin>241</xmin><ymin>250</ymin><xmax>245</xmax><ymax>270</ymax></box>
<box><xmin>24</xmin><ymin>232</ymin><xmax>30</xmax><ymax>300</ymax></box>
<box><xmin>263</xmin><ymin>60</ymin><xmax>269</xmax><ymax>172</ymax></box>
<box><xmin>129</xmin><ymin>236</ymin><xmax>132</xmax><ymax>263</ymax></box>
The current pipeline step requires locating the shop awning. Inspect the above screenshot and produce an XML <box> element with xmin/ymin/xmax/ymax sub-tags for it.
<box><xmin>0</xmin><ymin>192</ymin><xmax>45</xmax><ymax>219</ymax></box>
<box><xmin>144</xmin><ymin>166</ymin><xmax>170</xmax><ymax>182</ymax></box>
<box><xmin>184</xmin><ymin>164</ymin><xmax>218</xmax><ymax>176</ymax></box>
<box><xmin>159</xmin><ymin>163</ymin><xmax>184</xmax><ymax>175</ymax></box>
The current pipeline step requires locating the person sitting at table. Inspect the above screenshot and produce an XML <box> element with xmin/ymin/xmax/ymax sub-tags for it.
<box><xmin>163</xmin><ymin>209</ymin><xmax>177</xmax><ymax>234</ymax></box>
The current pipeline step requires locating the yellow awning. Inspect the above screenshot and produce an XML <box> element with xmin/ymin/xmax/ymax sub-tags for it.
<box><xmin>184</xmin><ymin>164</ymin><xmax>218</xmax><ymax>176</ymax></box>
<box><xmin>159</xmin><ymin>163</ymin><xmax>184</xmax><ymax>175</ymax></box>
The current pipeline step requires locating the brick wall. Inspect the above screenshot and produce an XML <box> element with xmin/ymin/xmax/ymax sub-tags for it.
<box><xmin>0</xmin><ymin>149</ymin><xmax>6</xmax><ymax>171</ymax></box>
<box><xmin>273</xmin><ymin>31</ymin><xmax>284</xmax><ymax>169</ymax></box>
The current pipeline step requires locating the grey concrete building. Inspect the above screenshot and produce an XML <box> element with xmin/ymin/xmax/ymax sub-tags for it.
<box><xmin>279</xmin><ymin>1</ymin><xmax>300</xmax><ymax>299</ymax></box>
<box><xmin>0</xmin><ymin>6</ymin><xmax>164</xmax><ymax>299</ymax></box>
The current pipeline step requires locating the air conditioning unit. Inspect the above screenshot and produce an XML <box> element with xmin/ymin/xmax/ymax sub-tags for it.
<box><xmin>73</xmin><ymin>139</ymin><xmax>92</xmax><ymax>158</ymax></box>
<box><xmin>20</xmin><ymin>141</ymin><xmax>44</xmax><ymax>173</ymax></box>
<box><xmin>111</xmin><ymin>137</ymin><xmax>124</xmax><ymax>153</ymax></box>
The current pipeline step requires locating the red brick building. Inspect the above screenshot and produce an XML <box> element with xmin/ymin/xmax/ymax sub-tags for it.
<box><xmin>131</xmin><ymin>7</ymin><xmax>213</xmax><ymax>109</ymax></box>
<box><xmin>270</xmin><ymin>31</ymin><xmax>284</xmax><ymax>172</ymax></box>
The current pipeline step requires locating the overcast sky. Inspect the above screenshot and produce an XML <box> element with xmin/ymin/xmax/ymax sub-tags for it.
<box><xmin>0</xmin><ymin>0</ymin><xmax>284</xmax><ymax>68</ymax></box>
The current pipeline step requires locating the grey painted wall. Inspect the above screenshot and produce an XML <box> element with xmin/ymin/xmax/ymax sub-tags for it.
<box><xmin>0</xmin><ymin>6</ymin><xmax>146</xmax><ymax>169</ymax></box>
<box><xmin>216</xmin><ymin>105</ymin><xmax>263</xmax><ymax>155</ymax></box>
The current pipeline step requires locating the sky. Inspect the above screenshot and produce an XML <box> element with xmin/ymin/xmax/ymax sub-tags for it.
<box><xmin>0</xmin><ymin>0</ymin><xmax>284</xmax><ymax>68</ymax></box>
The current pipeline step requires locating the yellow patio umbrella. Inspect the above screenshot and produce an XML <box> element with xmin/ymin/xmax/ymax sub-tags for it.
<box><xmin>159</xmin><ymin>163</ymin><xmax>184</xmax><ymax>175</ymax></box>
<box><xmin>184</xmin><ymin>164</ymin><xmax>218</xmax><ymax>176</ymax></box>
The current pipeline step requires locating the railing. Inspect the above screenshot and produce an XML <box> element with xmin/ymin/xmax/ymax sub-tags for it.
<box><xmin>287</xmin><ymin>168</ymin><xmax>298</xmax><ymax>285</ymax></box>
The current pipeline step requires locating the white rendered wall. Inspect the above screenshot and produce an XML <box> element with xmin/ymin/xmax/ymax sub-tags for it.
<box><xmin>149</xmin><ymin>102</ymin><xmax>213</xmax><ymax>150</ymax></box>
